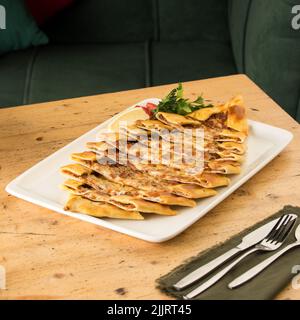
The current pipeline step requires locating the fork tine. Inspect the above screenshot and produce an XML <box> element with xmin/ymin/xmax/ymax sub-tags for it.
<box><xmin>274</xmin><ymin>218</ymin><xmax>296</xmax><ymax>244</ymax></box>
<box><xmin>266</xmin><ymin>214</ymin><xmax>289</xmax><ymax>241</ymax></box>
<box><xmin>269</xmin><ymin>215</ymin><xmax>292</xmax><ymax>243</ymax></box>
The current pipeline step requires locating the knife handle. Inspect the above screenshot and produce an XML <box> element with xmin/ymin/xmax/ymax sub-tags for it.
<box><xmin>228</xmin><ymin>242</ymin><xmax>300</xmax><ymax>289</ymax></box>
<box><xmin>184</xmin><ymin>247</ymin><xmax>258</xmax><ymax>299</ymax></box>
<box><xmin>174</xmin><ymin>247</ymin><xmax>242</xmax><ymax>290</ymax></box>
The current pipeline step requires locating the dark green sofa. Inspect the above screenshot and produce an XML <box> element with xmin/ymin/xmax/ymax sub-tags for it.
<box><xmin>0</xmin><ymin>0</ymin><xmax>299</xmax><ymax>122</ymax></box>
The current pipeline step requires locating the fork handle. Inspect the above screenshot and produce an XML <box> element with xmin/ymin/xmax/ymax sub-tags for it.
<box><xmin>228</xmin><ymin>242</ymin><xmax>300</xmax><ymax>289</ymax></box>
<box><xmin>184</xmin><ymin>247</ymin><xmax>258</xmax><ymax>299</ymax></box>
<box><xmin>173</xmin><ymin>247</ymin><xmax>242</xmax><ymax>290</ymax></box>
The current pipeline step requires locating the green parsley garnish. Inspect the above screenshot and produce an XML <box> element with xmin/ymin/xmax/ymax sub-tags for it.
<box><xmin>154</xmin><ymin>83</ymin><xmax>212</xmax><ymax>116</ymax></box>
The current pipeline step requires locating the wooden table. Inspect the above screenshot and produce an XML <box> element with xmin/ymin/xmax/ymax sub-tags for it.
<box><xmin>0</xmin><ymin>75</ymin><xmax>299</xmax><ymax>300</ymax></box>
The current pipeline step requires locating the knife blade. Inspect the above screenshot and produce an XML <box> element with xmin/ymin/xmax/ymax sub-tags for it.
<box><xmin>173</xmin><ymin>217</ymin><xmax>279</xmax><ymax>290</ymax></box>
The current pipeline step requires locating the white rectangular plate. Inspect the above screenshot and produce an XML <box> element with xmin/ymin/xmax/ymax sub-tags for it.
<box><xmin>6</xmin><ymin>99</ymin><xmax>293</xmax><ymax>242</ymax></box>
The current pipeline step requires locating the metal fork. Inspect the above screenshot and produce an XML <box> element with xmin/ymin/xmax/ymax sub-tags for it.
<box><xmin>183</xmin><ymin>213</ymin><xmax>297</xmax><ymax>299</ymax></box>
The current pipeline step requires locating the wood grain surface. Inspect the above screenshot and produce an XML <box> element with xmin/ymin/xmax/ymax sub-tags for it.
<box><xmin>0</xmin><ymin>75</ymin><xmax>299</xmax><ymax>300</ymax></box>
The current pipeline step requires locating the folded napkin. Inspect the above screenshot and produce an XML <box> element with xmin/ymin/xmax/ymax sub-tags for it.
<box><xmin>157</xmin><ymin>206</ymin><xmax>300</xmax><ymax>300</ymax></box>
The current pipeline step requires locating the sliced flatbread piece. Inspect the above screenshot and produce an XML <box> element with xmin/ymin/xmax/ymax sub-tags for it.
<box><xmin>64</xmin><ymin>195</ymin><xmax>144</xmax><ymax>220</ymax></box>
<box><xmin>86</xmin><ymin>141</ymin><xmax>111</xmax><ymax>152</ymax></box>
<box><xmin>72</xmin><ymin>151</ymin><xmax>227</xmax><ymax>190</ymax></box>
<box><xmin>156</xmin><ymin>112</ymin><xmax>200</xmax><ymax>130</ymax></box>
<box><xmin>188</xmin><ymin>104</ymin><xmax>228</xmax><ymax>122</ymax></box>
<box><xmin>60</xmin><ymin>164</ymin><xmax>196</xmax><ymax>207</ymax></box>
<box><xmin>62</xmin><ymin>179</ymin><xmax>176</xmax><ymax>215</ymax></box>
<box><xmin>119</xmin><ymin>124</ymin><xmax>150</xmax><ymax>140</ymax></box>
<box><xmin>155</xmin><ymin>114</ymin><xmax>209</xmax><ymax>139</ymax></box>
<box><xmin>206</xmin><ymin>161</ymin><xmax>241</xmax><ymax>175</ymax></box>
<box><xmin>215</xmin><ymin>129</ymin><xmax>247</xmax><ymax>143</ymax></box>
<box><xmin>188</xmin><ymin>95</ymin><xmax>248</xmax><ymax>135</ymax></box>
<box><xmin>70</xmin><ymin>152</ymin><xmax>218</xmax><ymax>199</ymax></box>
<box><xmin>124</xmin><ymin>158</ymin><xmax>230</xmax><ymax>188</ymax></box>
<box><xmin>109</xmin><ymin>195</ymin><xmax>176</xmax><ymax>215</ymax></box>
<box><xmin>135</xmin><ymin>119</ymin><xmax>174</xmax><ymax>132</ymax></box>
<box><xmin>171</xmin><ymin>183</ymin><xmax>217</xmax><ymax>199</ymax></box>
<box><xmin>226</xmin><ymin>95</ymin><xmax>248</xmax><ymax>135</ymax></box>
<box><xmin>215</xmin><ymin>150</ymin><xmax>244</xmax><ymax>163</ymax></box>
<box><xmin>217</xmin><ymin>141</ymin><xmax>246</xmax><ymax>155</ymax></box>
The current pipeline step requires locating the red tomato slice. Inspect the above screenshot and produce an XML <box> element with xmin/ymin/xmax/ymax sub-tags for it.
<box><xmin>135</xmin><ymin>103</ymin><xmax>157</xmax><ymax>116</ymax></box>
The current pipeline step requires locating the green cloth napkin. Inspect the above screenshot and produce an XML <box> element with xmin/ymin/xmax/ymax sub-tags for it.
<box><xmin>0</xmin><ymin>0</ymin><xmax>48</xmax><ymax>55</ymax></box>
<box><xmin>157</xmin><ymin>206</ymin><xmax>300</xmax><ymax>300</ymax></box>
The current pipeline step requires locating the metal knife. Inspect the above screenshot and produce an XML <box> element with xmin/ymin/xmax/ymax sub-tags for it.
<box><xmin>173</xmin><ymin>217</ymin><xmax>279</xmax><ymax>290</ymax></box>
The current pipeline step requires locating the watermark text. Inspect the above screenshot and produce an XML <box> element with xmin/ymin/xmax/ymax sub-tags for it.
<box><xmin>0</xmin><ymin>5</ymin><xmax>6</xmax><ymax>30</ymax></box>
<box><xmin>292</xmin><ymin>5</ymin><xmax>300</xmax><ymax>30</ymax></box>
<box><xmin>96</xmin><ymin>122</ymin><xmax>205</xmax><ymax>174</ymax></box>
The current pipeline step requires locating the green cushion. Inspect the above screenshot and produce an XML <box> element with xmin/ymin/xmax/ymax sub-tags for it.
<box><xmin>0</xmin><ymin>43</ymin><xmax>148</xmax><ymax>107</ymax></box>
<box><xmin>43</xmin><ymin>0</ymin><xmax>154</xmax><ymax>43</ymax></box>
<box><xmin>0</xmin><ymin>0</ymin><xmax>48</xmax><ymax>55</ymax></box>
<box><xmin>151</xmin><ymin>41</ymin><xmax>236</xmax><ymax>85</ymax></box>
<box><xmin>228</xmin><ymin>0</ymin><xmax>252</xmax><ymax>72</ymax></box>
<box><xmin>229</xmin><ymin>0</ymin><xmax>300</xmax><ymax>119</ymax></box>
<box><xmin>0</xmin><ymin>48</ymin><xmax>36</xmax><ymax>107</ymax></box>
<box><xmin>157</xmin><ymin>0</ymin><xmax>230</xmax><ymax>43</ymax></box>
<box><xmin>245</xmin><ymin>0</ymin><xmax>300</xmax><ymax>119</ymax></box>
